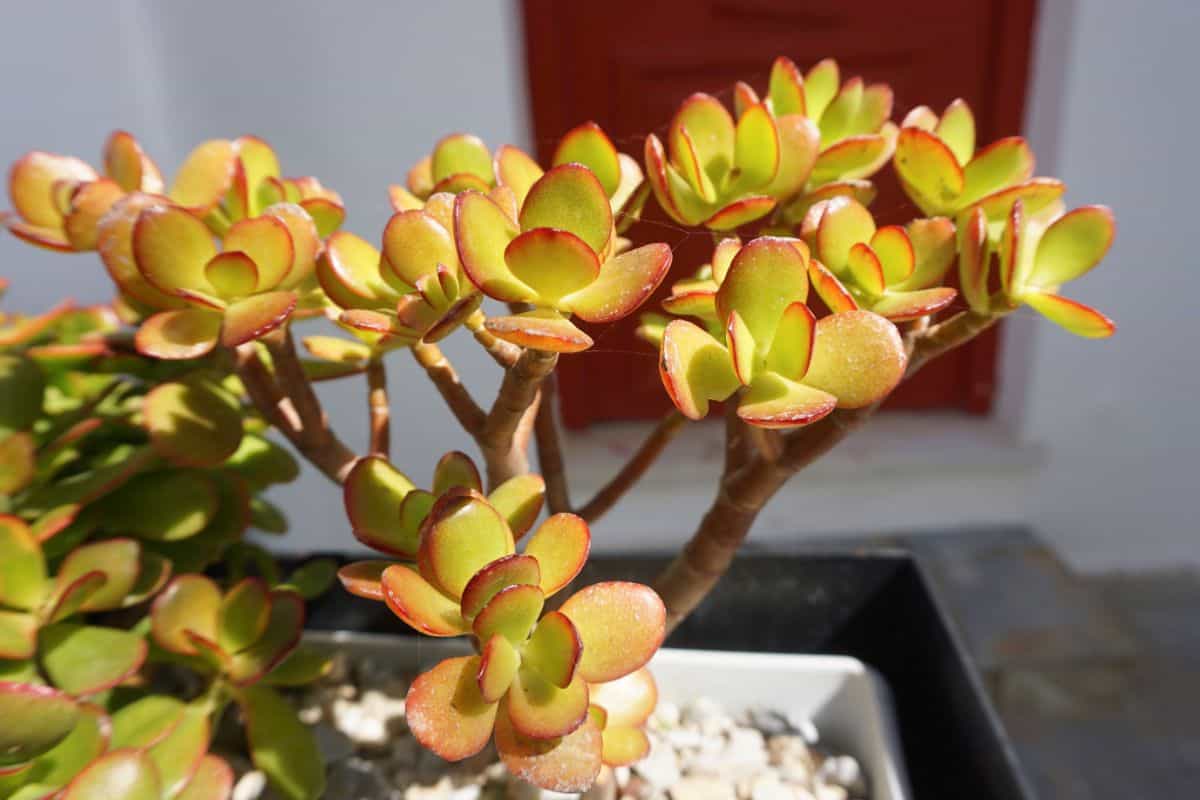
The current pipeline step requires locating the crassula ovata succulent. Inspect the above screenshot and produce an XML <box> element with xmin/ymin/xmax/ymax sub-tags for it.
<box><xmin>1</xmin><ymin>54</ymin><xmax>1117</xmax><ymax>798</ymax></box>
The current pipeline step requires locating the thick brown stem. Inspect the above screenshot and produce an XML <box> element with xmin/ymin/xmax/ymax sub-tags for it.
<box><xmin>578</xmin><ymin>410</ymin><xmax>687</xmax><ymax>523</ymax></box>
<box><xmin>534</xmin><ymin>373</ymin><xmax>572</xmax><ymax>513</ymax></box>
<box><xmin>745</xmin><ymin>424</ymin><xmax>783</xmax><ymax>463</ymax></box>
<box><xmin>263</xmin><ymin>327</ymin><xmax>326</xmax><ymax>447</ymax></box>
<box><xmin>653</xmin><ymin>308</ymin><xmax>1005</xmax><ymax>633</ymax></box>
<box><xmin>466</xmin><ymin>310</ymin><xmax>521</xmax><ymax>368</ymax></box>
<box><xmin>481</xmin><ymin>348</ymin><xmax>557</xmax><ymax>488</ymax></box>
<box><xmin>653</xmin><ymin>458</ymin><xmax>790</xmax><ymax>632</ymax></box>
<box><xmin>366</xmin><ymin>358</ymin><xmax>390</xmax><ymax>457</ymax></box>
<box><xmin>411</xmin><ymin>342</ymin><xmax>487</xmax><ymax>436</ymax></box>
<box><xmin>907</xmin><ymin>310</ymin><xmax>1001</xmax><ymax>377</ymax></box>
<box><xmin>233</xmin><ymin>345</ymin><xmax>300</xmax><ymax>435</ymax></box>
<box><xmin>233</xmin><ymin>342</ymin><xmax>358</xmax><ymax>484</ymax></box>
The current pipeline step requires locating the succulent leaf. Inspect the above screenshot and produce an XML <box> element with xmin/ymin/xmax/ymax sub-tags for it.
<box><xmin>132</xmin><ymin>311</ymin><xmax>218</xmax><ymax>363</ymax></box>
<box><xmin>801</xmin><ymin>311</ymin><xmax>906</xmax><ymax>408</ymax></box>
<box><xmin>59</xmin><ymin>749</ymin><xmax>162</xmax><ymax>800</ymax></box>
<box><xmin>519</xmin><ymin>164</ymin><xmax>613</xmax><ymax>255</ymax></box>
<box><xmin>1030</xmin><ymin>205</ymin><xmax>1115</xmax><ymax>288</ymax></box>
<box><xmin>343</xmin><ymin>456</ymin><xmax>418</xmax><ymax>557</ymax></box>
<box><xmin>460</xmin><ymin>555</ymin><xmax>541</xmax><ymax>621</ymax></box>
<box><xmin>487</xmin><ymin>474</ymin><xmax>546</xmax><ymax>539</ymax></box>
<box><xmin>217</xmin><ymin>578</ymin><xmax>270</xmax><ymax>654</ymax></box>
<box><xmin>406</xmin><ymin>656</ymin><xmax>498</xmax><ymax>762</ymax></box>
<box><xmin>0</xmin><ymin>682</ymin><xmax>80</xmax><ymax>767</ymax></box>
<box><xmin>239</xmin><ymin>685</ymin><xmax>326</xmax><ymax>800</ymax></box>
<box><xmin>1024</xmin><ymin>293</ymin><xmax>1115</xmax><ymax>338</ymax></box>
<box><xmin>553</xmin><ymin>122</ymin><xmax>622</xmax><ymax>197</ymax></box>
<box><xmin>40</xmin><ymin>623</ymin><xmax>147</xmax><ymax>696</ymax></box>
<box><xmin>658</xmin><ymin>320</ymin><xmax>739</xmax><ymax>420</ymax></box>
<box><xmin>472</xmin><ymin>583</ymin><xmax>544</xmax><ymax>645</ymax></box>
<box><xmin>494</xmin><ymin>703</ymin><xmax>602</xmax><ymax>793</ymax></box>
<box><xmin>151</xmin><ymin>575</ymin><xmax>221</xmax><ymax>656</ymax></box>
<box><xmin>380</xmin><ymin>565</ymin><xmax>468</xmax><ymax>637</ymax></box>
<box><xmin>478</xmin><ymin>634</ymin><xmax>521</xmax><ymax>704</ymax></box>
<box><xmin>522</xmin><ymin>611</ymin><xmax>583</xmax><ymax>689</ymax></box>
<box><xmin>0</xmin><ymin>515</ymin><xmax>47</xmax><ymax>611</ymax></box>
<box><xmin>484</xmin><ymin>310</ymin><xmax>594</xmax><ymax>353</ymax></box>
<box><xmin>228</xmin><ymin>590</ymin><xmax>304</xmax><ymax>686</ymax></box>
<box><xmin>418</xmin><ymin>497</ymin><xmax>514</xmax><ymax>600</ymax></box>
<box><xmin>738</xmin><ymin>372</ymin><xmax>837</xmax><ymax>429</ymax></box>
<box><xmin>335</xmin><ymin>561</ymin><xmax>389</xmax><ymax>602</ymax></box>
<box><xmin>559</xmin><ymin>582</ymin><xmax>665</xmax><ymax>684</ymax></box>
<box><xmin>144</xmin><ymin>379</ymin><xmax>243</xmax><ymax>468</ymax></box>
<box><xmin>523</xmin><ymin>514</ymin><xmax>590</xmax><ymax>597</ymax></box>
<box><xmin>508</xmin><ymin>666</ymin><xmax>589</xmax><ymax>740</ymax></box>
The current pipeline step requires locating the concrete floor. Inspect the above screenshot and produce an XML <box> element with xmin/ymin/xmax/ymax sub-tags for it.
<box><xmin>905</xmin><ymin>530</ymin><xmax>1200</xmax><ymax>799</ymax></box>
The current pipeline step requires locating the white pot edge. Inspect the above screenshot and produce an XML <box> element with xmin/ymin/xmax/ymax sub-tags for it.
<box><xmin>303</xmin><ymin>630</ymin><xmax>912</xmax><ymax>800</ymax></box>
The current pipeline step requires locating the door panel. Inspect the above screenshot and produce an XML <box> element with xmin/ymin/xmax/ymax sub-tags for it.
<box><xmin>521</xmin><ymin>0</ymin><xmax>1037</xmax><ymax>427</ymax></box>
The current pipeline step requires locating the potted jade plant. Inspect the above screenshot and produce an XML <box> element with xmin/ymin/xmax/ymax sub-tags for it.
<box><xmin>0</xmin><ymin>55</ymin><xmax>1113</xmax><ymax>799</ymax></box>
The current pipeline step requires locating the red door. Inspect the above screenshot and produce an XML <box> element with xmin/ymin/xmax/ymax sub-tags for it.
<box><xmin>521</xmin><ymin>0</ymin><xmax>1039</xmax><ymax>427</ymax></box>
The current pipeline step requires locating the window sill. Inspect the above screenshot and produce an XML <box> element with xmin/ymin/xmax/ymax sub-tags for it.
<box><xmin>556</xmin><ymin>412</ymin><xmax>1043</xmax><ymax>552</ymax></box>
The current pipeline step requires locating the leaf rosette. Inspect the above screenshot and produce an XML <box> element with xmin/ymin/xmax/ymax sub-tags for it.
<box><xmin>338</xmin><ymin>452</ymin><xmax>666</xmax><ymax>791</ymax></box>
<box><xmin>652</xmin><ymin>236</ymin><xmax>907</xmax><ymax>428</ymax></box>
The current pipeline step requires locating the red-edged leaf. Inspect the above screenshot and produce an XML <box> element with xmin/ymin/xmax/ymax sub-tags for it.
<box><xmin>703</xmin><ymin>196</ymin><xmax>775</xmax><ymax>231</ymax></box>
<box><xmin>658</xmin><ymin>320</ymin><xmax>738</xmax><ymax>420</ymax></box>
<box><xmin>590</xmin><ymin>667</ymin><xmax>658</xmax><ymax>728</ymax></box>
<box><xmin>228</xmin><ymin>590</ymin><xmax>305</xmax><ymax>686</ymax></box>
<box><xmin>523</xmin><ymin>514</ymin><xmax>590</xmax><ymax>598</ymax></box>
<box><xmin>504</xmin><ymin>228</ymin><xmax>601</xmax><ymax>303</ymax></box>
<box><xmin>335</xmin><ymin>561</ymin><xmax>390</xmax><ymax>602</ymax></box>
<box><xmin>380</xmin><ymin>565</ymin><xmax>467</xmax><ymax>637</ymax></box>
<box><xmin>808</xmin><ymin>259</ymin><xmax>859</xmax><ymax>313</ymax></box>
<box><xmin>406</xmin><ymin>656</ymin><xmax>498</xmax><ymax>761</ymax></box>
<box><xmin>559</xmin><ymin>582</ymin><xmax>665</xmax><ymax>683</ymax></box>
<box><xmin>522</xmin><ymin>611</ymin><xmax>583</xmax><ymax>689</ymax></box>
<box><xmin>59</xmin><ymin>749</ymin><xmax>162</xmax><ymax>800</ymax></box>
<box><xmin>738</xmin><ymin>373</ymin><xmax>838</xmax><ymax>429</ymax></box>
<box><xmin>150</xmin><ymin>575</ymin><xmax>221</xmax><ymax>656</ymax></box>
<box><xmin>454</xmin><ymin>191</ymin><xmax>530</xmax><ymax>302</ymax></box>
<box><xmin>1023</xmin><ymin>292</ymin><xmax>1115</xmax><ymax>338</ymax></box>
<box><xmin>477</xmin><ymin>634</ymin><xmax>521</xmax><ymax>704</ymax></box>
<box><xmin>135</xmin><ymin>309</ymin><xmax>222</xmax><ymax>360</ymax></box>
<box><xmin>219</xmin><ymin>291</ymin><xmax>296</xmax><ymax>347</ymax></box>
<box><xmin>508</xmin><ymin>667</ymin><xmax>589</xmax><ymax>740</ymax></box>
<box><xmin>460</xmin><ymin>555</ymin><xmax>542</xmax><ymax>621</ymax></box>
<box><xmin>473</xmin><ymin>583</ymin><xmax>544</xmax><ymax>645</ymax></box>
<box><xmin>802</xmin><ymin>310</ymin><xmax>906</xmax><ymax>408</ymax></box>
<box><xmin>488</xmin><ymin>474</ymin><xmax>546</xmax><ymax>540</ymax></box>
<box><xmin>484</xmin><ymin>310</ymin><xmax>594</xmax><ymax>353</ymax></box>
<box><xmin>518</xmin><ymin>164</ymin><xmax>613</xmax><ymax>254</ymax></box>
<box><xmin>495</xmin><ymin>705</ymin><xmax>602</xmax><ymax>793</ymax></box>
<box><xmin>871</xmin><ymin>288</ymin><xmax>958</xmax><ymax>321</ymax></box>
<box><xmin>40</xmin><ymin>624</ymin><xmax>148</xmax><ymax>696</ymax></box>
<box><xmin>564</xmin><ymin>243</ymin><xmax>672</xmax><ymax>324</ymax></box>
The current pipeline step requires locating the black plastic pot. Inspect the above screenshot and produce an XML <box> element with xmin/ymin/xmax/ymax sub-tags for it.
<box><xmin>298</xmin><ymin>550</ymin><xmax>1037</xmax><ymax>800</ymax></box>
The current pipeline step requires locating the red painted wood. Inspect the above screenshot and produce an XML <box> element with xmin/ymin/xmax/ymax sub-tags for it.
<box><xmin>521</xmin><ymin>0</ymin><xmax>1038</xmax><ymax>426</ymax></box>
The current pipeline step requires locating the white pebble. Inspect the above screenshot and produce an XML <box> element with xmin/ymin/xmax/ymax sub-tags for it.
<box><xmin>633</xmin><ymin>743</ymin><xmax>681</xmax><ymax>790</ymax></box>
<box><xmin>749</xmin><ymin>774</ymin><xmax>795</xmax><ymax>800</ymax></box>
<box><xmin>785</xmin><ymin>714</ymin><xmax>819</xmax><ymax>745</ymax></box>
<box><xmin>668</xmin><ymin>776</ymin><xmax>735</xmax><ymax>800</ymax></box>
<box><xmin>653</xmin><ymin>702</ymin><xmax>681</xmax><ymax>728</ymax></box>
<box><xmin>813</xmin><ymin>786</ymin><xmax>847</xmax><ymax>800</ymax></box>
<box><xmin>231</xmin><ymin>770</ymin><xmax>267</xmax><ymax>800</ymax></box>
<box><xmin>816</xmin><ymin>756</ymin><xmax>864</xmax><ymax>795</ymax></box>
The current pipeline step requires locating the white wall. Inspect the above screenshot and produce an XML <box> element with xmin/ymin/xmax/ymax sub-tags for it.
<box><xmin>0</xmin><ymin>0</ymin><xmax>530</xmax><ymax>551</ymax></box>
<box><xmin>1018</xmin><ymin>0</ymin><xmax>1200</xmax><ymax>571</ymax></box>
<box><xmin>2</xmin><ymin>1</ymin><xmax>1194</xmax><ymax>571</ymax></box>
